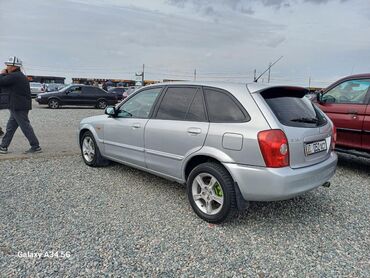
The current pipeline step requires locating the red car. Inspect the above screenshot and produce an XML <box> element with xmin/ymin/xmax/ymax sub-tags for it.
<box><xmin>316</xmin><ymin>74</ymin><xmax>370</xmax><ymax>158</ymax></box>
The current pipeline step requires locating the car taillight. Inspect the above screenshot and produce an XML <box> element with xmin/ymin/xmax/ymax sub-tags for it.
<box><xmin>331</xmin><ymin>125</ymin><xmax>337</xmax><ymax>150</ymax></box>
<box><xmin>258</xmin><ymin>129</ymin><xmax>289</xmax><ymax>168</ymax></box>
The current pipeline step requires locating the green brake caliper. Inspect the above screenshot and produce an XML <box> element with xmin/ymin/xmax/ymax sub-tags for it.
<box><xmin>213</xmin><ymin>182</ymin><xmax>223</xmax><ymax>197</ymax></box>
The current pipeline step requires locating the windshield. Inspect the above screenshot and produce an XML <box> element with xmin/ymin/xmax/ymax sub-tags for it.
<box><xmin>59</xmin><ymin>85</ymin><xmax>73</xmax><ymax>92</ymax></box>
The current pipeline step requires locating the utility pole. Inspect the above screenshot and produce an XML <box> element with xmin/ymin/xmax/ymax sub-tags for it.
<box><xmin>142</xmin><ymin>64</ymin><xmax>145</xmax><ymax>85</ymax></box>
<box><xmin>308</xmin><ymin>76</ymin><xmax>311</xmax><ymax>89</ymax></box>
<box><xmin>194</xmin><ymin>69</ymin><xmax>197</xmax><ymax>81</ymax></box>
<box><xmin>267</xmin><ymin>62</ymin><xmax>272</xmax><ymax>83</ymax></box>
<box><xmin>253</xmin><ymin>69</ymin><xmax>257</xmax><ymax>82</ymax></box>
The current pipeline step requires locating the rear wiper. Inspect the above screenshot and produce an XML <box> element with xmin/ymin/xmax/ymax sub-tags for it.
<box><xmin>291</xmin><ymin>117</ymin><xmax>319</xmax><ymax>124</ymax></box>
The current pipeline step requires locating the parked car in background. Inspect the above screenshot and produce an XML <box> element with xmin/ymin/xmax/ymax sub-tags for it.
<box><xmin>29</xmin><ymin>82</ymin><xmax>44</xmax><ymax>97</ymax></box>
<box><xmin>36</xmin><ymin>84</ymin><xmax>118</xmax><ymax>109</ymax></box>
<box><xmin>79</xmin><ymin>82</ymin><xmax>337</xmax><ymax>223</ymax></box>
<box><xmin>108</xmin><ymin>87</ymin><xmax>126</xmax><ymax>101</ymax></box>
<box><xmin>316</xmin><ymin>74</ymin><xmax>370</xmax><ymax>157</ymax></box>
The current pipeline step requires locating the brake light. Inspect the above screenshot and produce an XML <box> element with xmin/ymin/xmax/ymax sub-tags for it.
<box><xmin>331</xmin><ymin>125</ymin><xmax>337</xmax><ymax>150</ymax></box>
<box><xmin>258</xmin><ymin>129</ymin><xmax>289</xmax><ymax>168</ymax></box>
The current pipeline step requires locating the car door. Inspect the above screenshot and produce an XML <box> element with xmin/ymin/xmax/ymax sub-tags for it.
<box><xmin>317</xmin><ymin>79</ymin><xmax>370</xmax><ymax>149</ymax></box>
<box><xmin>91</xmin><ymin>87</ymin><xmax>110</xmax><ymax>105</ymax></box>
<box><xmin>103</xmin><ymin>87</ymin><xmax>162</xmax><ymax>167</ymax></box>
<box><xmin>81</xmin><ymin>86</ymin><xmax>98</xmax><ymax>105</ymax></box>
<box><xmin>145</xmin><ymin>86</ymin><xmax>209</xmax><ymax>180</ymax></box>
<box><xmin>64</xmin><ymin>85</ymin><xmax>83</xmax><ymax>105</ymax></box>
<box><xmin>362</xmin><ymin>97</ymin><xmax>370</xmax><ymax>152</ymax></box>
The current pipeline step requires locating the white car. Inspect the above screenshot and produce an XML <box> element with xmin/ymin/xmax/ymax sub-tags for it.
<box><xmin>29</xmin><ymin>82</ymin><xmax>44</xmax><ymax>97</ymax></box>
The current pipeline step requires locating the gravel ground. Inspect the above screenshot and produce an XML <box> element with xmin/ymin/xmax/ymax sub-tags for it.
<box><xmin>0</xmin><ymin>103</ymin><xmax>369</xmax><ymax>276</ymax></box>
<box><xmin>0</xmin><ymin>152</ymin><xmax>369</xmax><ymax>277</ymax></box>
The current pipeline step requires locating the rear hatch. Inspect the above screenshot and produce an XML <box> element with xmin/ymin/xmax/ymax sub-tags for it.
<box><xmin>252</xmin><ymin>86</ymin><xmax>333</xmax><ymax>169</ymax></box>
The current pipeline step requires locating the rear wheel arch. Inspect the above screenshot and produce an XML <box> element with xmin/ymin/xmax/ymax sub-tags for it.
<box><xmin>184</xmin><ymin>154</ymin><xmax>248</xmax><ymax>214</ymax></box>
<box><xmin>184</xmin><ymin>155</ymin><xmax>225</xmax><ymax>181</ymax></box>
<box><xmin>187</xmin><ymin>161</ymin><xmax>238</xmax><ymax>223</ymax></box>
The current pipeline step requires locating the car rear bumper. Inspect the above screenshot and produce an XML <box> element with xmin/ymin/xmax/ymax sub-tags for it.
<box><xmin>223</xmin><ymin>152</ymin><xmax>338</xmax><ymax>201</ymax></box>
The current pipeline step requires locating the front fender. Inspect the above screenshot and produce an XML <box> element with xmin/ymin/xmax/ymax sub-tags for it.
<box><xmin>78</xmin><ymin>123</ymin><xmax>105</xmax><ymax>153</ymax></box>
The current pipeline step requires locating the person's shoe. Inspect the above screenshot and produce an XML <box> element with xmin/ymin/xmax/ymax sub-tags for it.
<box><xmin>24</xmin><ymin>147</ymin><xmax>42</xmax><ymax>154</ymax></box>
<box><xmin>0</xmin><ymin>146</ymin><xmax>8</xmax><ymax>154</ymax></box>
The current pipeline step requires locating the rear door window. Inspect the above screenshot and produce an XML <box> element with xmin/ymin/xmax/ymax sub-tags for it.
<box><xmin>204</xmin><ymin>88</ymin><xmax>249</xmax><ymax>122</ymax></box>
<box><xmin>81</xmin><ymin>87</ymin><xmax>94</xmax><ymax>95</ymax></box>
<box><xmin>261</xmin><ymin>88</ymin><xmax>327</xmax><ymax>128</ymax></box>
<box><xmin>92</xmin><ymin>87</ymin><xmax>106</xmax><ymax>95</ymax></box>
<box><xmin>156</xmin><ymin>87</ymin><xmax>200</xmax><ymax>121</ymax></box>
<box><xmin>186</xmin><ymin>91</ymin><xmax>207</xmax><ymax>121</ymax></box>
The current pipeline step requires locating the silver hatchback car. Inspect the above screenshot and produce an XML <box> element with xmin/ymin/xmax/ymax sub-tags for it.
<box><xmin>79</xmin><ymin>82</ymin><xmax>337</xmax><ymax>223</ymax></box>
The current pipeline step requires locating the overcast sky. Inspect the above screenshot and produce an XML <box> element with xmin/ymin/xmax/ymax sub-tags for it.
<box><xmin>1</xmin><ymin>0</ymin><xmax>369</xmax><ymax>86</ymax></box>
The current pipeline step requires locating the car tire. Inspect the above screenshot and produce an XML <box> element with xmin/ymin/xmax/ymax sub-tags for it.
<box><xmin>80</xmin><ymin>131</ymin><xmax>109</xmax><ymax>167</ymax></box>
<box><xmin>48</xmin><ymin>98</ymin><xmax>60</xmax><ymax>109</ymax></box>
<box><xmin>96</xmin><ymin>99</ymin><xmax>108</xmax><ymax>109</ymax></box>
<box><xmin>187</xmin><ymin>162</ymin><xmax>237</xmax><ymax>223</ymax></box>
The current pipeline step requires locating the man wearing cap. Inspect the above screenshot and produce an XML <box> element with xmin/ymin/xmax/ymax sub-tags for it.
<box><xmin>0</xmin><ymin>56</ymin><xmax>41</xmax><ymax>154</ymax></box>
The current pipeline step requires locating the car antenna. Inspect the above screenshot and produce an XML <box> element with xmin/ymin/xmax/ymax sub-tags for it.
<box><xmin>254</xmin><ymin>56</ymin><xmax>284</xmax><ymax>82</ymax></box>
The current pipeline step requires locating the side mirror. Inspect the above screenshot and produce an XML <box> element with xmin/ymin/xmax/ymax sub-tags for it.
<box><xmin>105</xmin><ymin>106</ymin><xmax>116</xmax><ymax>117</ymax></box>
<box><xmin>316</xmin><ymin>92</ymin><xmax>323</xmax><ymax>103</ymax></box>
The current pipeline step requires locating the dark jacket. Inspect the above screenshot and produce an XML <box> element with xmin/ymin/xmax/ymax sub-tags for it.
<box><xmin>0</xmin><ymin>87</ymin><xmax>10</xmax><ymax>109</ymax></box>
<box><xmin>0</xmin><ymin>69</ymin><xmax>32</xmax><ymax>110</ymax></box>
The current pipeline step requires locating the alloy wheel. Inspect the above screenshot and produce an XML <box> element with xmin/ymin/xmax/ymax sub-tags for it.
<box><xmin>98</xmin><ymin>100</ymin><xmax>107</xmax><ymax>109</ymax></box>
<box><xmin>82</xmin><ymin>136</ymin><xmax>95</xmax><ymax>163</ymax></box>
<box><xmin>191</xmin><ymin>173</ymin><xmax>224</xmax><ymax>215</ymax></box>
<box><xmin>49</xmin><ymin>99</ymin><xmax>59</xmax><ymax>109</ymax></box>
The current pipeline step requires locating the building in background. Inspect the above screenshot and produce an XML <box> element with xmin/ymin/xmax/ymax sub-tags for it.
<box><xmin>72</xmin><ymin>78</ymin><xmax>160</xmax><ymax>87</ymax></box>
<box><xmin>27</xmin><ymin>75</ymin><xmax>65</xmax><ymax>84</ymax></box>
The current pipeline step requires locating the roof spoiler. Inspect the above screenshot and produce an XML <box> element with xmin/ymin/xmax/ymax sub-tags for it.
<box><xmin>259</xmin><ymin>86</ymin><xmax>308</xmax><ymax>98</ymax></box>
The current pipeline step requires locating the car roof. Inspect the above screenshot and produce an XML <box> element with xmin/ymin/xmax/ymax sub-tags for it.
<box><xmin>337</xmin><ymin>73</ymin><xmax>370</xmax><ymax>80</ymax></box>
<box><xmin>142</xmin><ymin>81</ymin><xmax>306</xmax><ymax>98</ymax></box>
<box><xmin>324</xmin><ymin>73</ymin><xmax>370</xmax><ymax>92</ymax></box>
<box><xmin>70</xmin><ymin>84</ymin><xmax>100</xmax><ymax>88</ymax></box>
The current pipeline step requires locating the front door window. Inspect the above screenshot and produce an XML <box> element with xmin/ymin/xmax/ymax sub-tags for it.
<box><xmin>323</xmin><ymin>79</ymin><xmax>370</xmax><ymax>104</ymax></box>
<box><xmin>117</xmin><ymin>87</ymin><xmax>162</xmax><ymax>118</ymax></box>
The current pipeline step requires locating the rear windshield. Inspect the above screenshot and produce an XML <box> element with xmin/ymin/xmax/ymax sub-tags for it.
<box><xmin>261</xmin><ymin>87</ymin><xmax>327</xmax><ymax>128</ymax></box>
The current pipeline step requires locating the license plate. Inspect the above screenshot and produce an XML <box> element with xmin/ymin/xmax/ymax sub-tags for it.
<box><xmin>305</xmin><ymin>140</ymin><xmax>327</xmax><ymax>156</ymax></box>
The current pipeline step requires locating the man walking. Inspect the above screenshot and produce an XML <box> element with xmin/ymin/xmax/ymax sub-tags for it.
<box><xmin>0</xmin><ymin>87</ymin><xmax>6</xmax><ymax>136</ymax></box>
<box><xmin>0</xmin><ymin>56</ymin><xmax>41</xmax><ymax>154</ymax></box>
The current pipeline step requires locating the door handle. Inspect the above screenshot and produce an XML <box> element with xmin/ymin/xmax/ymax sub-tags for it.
<box><xmin>187</xmin><ymin>127</ymin><xmax>202</xmax><ymax>135</ymax></box>
<box><xmin>347</xmin><ymin>110</ymin><xmax>358</xmax><ymax>119</ymax></box>
<box><xmin>131</xmin><ymin>123</ymin><xmax>141</xmax><ymax>129</ymax></box>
